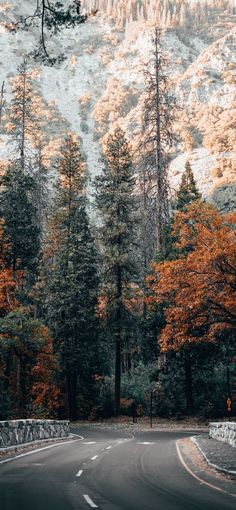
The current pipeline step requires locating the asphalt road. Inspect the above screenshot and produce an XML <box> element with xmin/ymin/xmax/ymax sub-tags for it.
<box><xmin>0</xmin><ymin>427</ymin><xmax>235</xmax><ymax>510</ymax></box>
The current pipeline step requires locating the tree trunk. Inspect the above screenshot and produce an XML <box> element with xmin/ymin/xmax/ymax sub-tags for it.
<box><xmin>66</xmin><ymin>371</ymin><xmax>77</xmax><ymax>421</ymax></box>
<box><xmin>21</xmin><ymin>69</ymin><xmax>26</xmax><ymax>171</ymax></box>
<box><xmin>154</xmin><ymin>28</ymin><xmax>162</xmax><ymax>253</ymax></box>
<box><xmin>4</xmin><ymin>353</ymin><xmax>11</xmax><ymax>392</ymax></box>
<box><xmin>19</xmin><ymin>357</ymin><xmax>29</xmax><ymax>417</ymax></box>
<box><xmin>115</xmin><ymin>266</ymin><xmax>122</xmax><ymax>415</ymax></box>
<box><xmin>184</xmin><ymin>354</ymin><xmax>194</xmax><ymax>415</ymax></box>
<box><xmin>0</xmin><ymin>81</ymin><xmax>5</xmax><ymax>125</ymax></box>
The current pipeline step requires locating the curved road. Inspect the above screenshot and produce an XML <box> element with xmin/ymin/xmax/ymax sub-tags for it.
<box><xmin>0</xmin><ymin>427</ymin><xmax>235</xmax><ymax>510</ymax></box>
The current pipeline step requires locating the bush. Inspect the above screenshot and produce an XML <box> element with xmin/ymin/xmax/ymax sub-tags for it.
<box><xmin>121</xmin><ymin>362</ymin><xmax>158</xmax><ymax>414</ymax></box>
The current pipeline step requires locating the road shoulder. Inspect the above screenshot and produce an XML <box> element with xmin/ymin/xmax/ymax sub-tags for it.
<box><xmin>177</xmin><ymin>437</ymin><xmax>236</xmax><ymax>497</ymax></box>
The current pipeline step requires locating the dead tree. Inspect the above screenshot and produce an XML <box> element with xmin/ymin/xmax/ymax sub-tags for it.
<box><xmin>139</xmin><ymin>28</ymin><xmax>176</xmax><ymax>262</ymax></box>
<box><xmin>0</xmin><ymin>81</ymin><xmax>5</xmax><ymax>126</ymax></box>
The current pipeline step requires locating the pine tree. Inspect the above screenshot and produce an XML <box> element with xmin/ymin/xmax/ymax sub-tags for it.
<box><xmin>176</xmin><ymin>161</ymin><xmax>201</xmax><ymax>211</ymax></box>
<box><xmin>140</xmin><ymin>28</ymin><xmax>176</xmax><ymax>261</ymax></box>
<box><xmin>8</xmin><ymin>60</ymin><xmax>39</xmax><ymax>172</ymax></box>
<box><xmin>47</xmin><ymin>135</ymin><xmax>99</xmax><ymax>420</ymax></box>
<box><xmin>95</xmin><ymin>127</ymin><xmax>138</xmax><ymax>414</ymax></box>
<box><xmin>0</xmin><ymin>163</ymin><xmax>40</xmax><ymax>283</ymax></box>
<box><xmin>1</xmin><ymin>62</ymin><xmax>48</xmax><ymax>286</ymax></box>
<box><xmin>17</xmin><ymin>1</ymin><xmax>92</xmax><ymax>64</ymax></box>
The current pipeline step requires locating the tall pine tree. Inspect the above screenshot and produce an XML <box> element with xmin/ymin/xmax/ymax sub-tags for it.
<box><xmin>1</xmin><ymin>60</ymin><xmax>42</xmax><ymax>286</ymax></box>
<box><xmin>95</xmin><ymin>127</ymin><xmax>138</xmax><ymax>414</ymax></box>
<box><xmin>140</xmin><ymin>28</ymin><xmax>176</xmax><ymax>259</ymax></box>
<box><xmin>47</xmin><ymin>134</ymin><xmax>99</xmax><ymax>420</ymax></box>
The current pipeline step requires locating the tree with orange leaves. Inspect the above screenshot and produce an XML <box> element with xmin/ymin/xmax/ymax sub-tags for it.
<box><xmin>31</xmin><ymin>328</ymin><xmax>63</xmax><ymax>418</ymax></box>
<box><xmin>0</xmin><ymin>221</ymin><xmax>18</xmax><ymax>317</ymax></box>
<box><xmin>0</xmin><ymin>221</ymin><xmax>53</xmax><ymax>418</ymax></box>
<box><xmin>147</xmin><ymin>201</ymin><xmax>236</xmax><ymax>352</ymax></box>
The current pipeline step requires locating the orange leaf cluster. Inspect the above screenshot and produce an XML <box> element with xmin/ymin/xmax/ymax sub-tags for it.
<box><xmin>0</xmin><ymin>221</ymin><xmax>18</xmax><ymax>314</ymax></box>
<box><xmin>31</xmin><ymin>329</ymin><xmax>63</xmax><ymax>416</ymax></box>
<box><xmin>147</xmin><ymin>202</ymin><xmax>236</xmax><ymax>351</ymax></box>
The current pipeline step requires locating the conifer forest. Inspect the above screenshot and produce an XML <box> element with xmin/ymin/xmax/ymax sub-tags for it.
<box><xmin>0</xmin><ymin>0</ymin><xmax>235</xmax><ymax>422</ymax></box>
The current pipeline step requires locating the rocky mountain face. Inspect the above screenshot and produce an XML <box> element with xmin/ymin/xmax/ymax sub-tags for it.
<box><xmin>0</xmin><ymin>0</ymin><xmax>235</xmax><ymax>210</ymax></box>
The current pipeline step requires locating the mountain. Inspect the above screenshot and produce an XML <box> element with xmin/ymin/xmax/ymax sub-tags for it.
<box><xmin>0</xmin><ymin>0</ymin><xmax>235</xmax><ymax>210</ymax></box>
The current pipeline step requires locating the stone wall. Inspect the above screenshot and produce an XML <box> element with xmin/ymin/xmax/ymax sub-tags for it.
<box><xmin>209</xmin><ymin>422</ymin><xmax>236</xmax><ymax>448</ymax></box>
<box><xmin>0</xmin><ymin>419</ymin><xmax>69</xmax><ymax>448</ymax></box>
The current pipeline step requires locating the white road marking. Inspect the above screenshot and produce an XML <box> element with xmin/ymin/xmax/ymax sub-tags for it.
<box><xmin>83</xmin><ymin>495</ymin><xmax>98</xmax><ymax>508</ymax></box>
<box><xmin>91</xmin><ymin>455</ymin><xmax>98</xmax><ymax>460</ymax></box>
<box><xmin>70</xmin><ymin>434</ymin><xmax>84</xmax><ymax>440</ymax></box>
<box><xmin>138</xmin><ymin>442</ymin><xmax>155</xmax><ymax>445</ymax></box>
<box><xmin>83</xmin><ymin>442</ymin><xmax>96</xmax><ymax>445</ymax></box>
<box><xmin>106</xmin><ymin>446</ymin><xmax>112</xmax><ymax>450</ymax></box>
<box><xmin>76</xmin><ymin>469</ymin><xmax>83</xmax><ymax>477</ymax></box>
<box><xmin>176</xmin><ymin>440</ymin><xmax>236</xmax><ymax>497</ymax></box>
<box><xmin>0</xmin><ymin>439</ymin><xmax>82</xmax><ymax>465</ymax></box>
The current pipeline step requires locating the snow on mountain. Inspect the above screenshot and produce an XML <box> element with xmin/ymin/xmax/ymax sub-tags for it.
<box><xmin>0</xmin><ymin>1</ymin><xmax>235</xmax><ymax>210</ymax></box>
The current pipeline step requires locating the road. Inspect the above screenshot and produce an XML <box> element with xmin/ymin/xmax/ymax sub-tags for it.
<box><xmin>0</xmin><ymin>427</ymin><xmax>235</xmax><ymax>510</ymax></box>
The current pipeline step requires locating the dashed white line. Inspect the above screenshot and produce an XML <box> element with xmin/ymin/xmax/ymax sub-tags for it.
<box><xmin>83</xmin><ymin>494</ymin><xmax>98</xmax><ymax>508</ymax></box>
<box><xmin>76</xmin><ymin>469</ymin><xmax>83</xmax><ymax>477</ymax></box>
<box><xmin>91</xmin><ymin>455</ymin><xmax>98</xmax><ymax>460</ymax></box>
<box><xmin>83</xmin><ymin>442</ymin><xmax>96</xmax><ymax>445</ymax></box>
<box><xmin>106</xmin><ymin>446</ymin><xmax>112</xmax><ymax>450</ymax></box>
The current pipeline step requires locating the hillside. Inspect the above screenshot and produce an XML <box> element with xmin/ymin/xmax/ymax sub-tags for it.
<box><xmin>0</xmin><ymin>0</ymin><xmax>235</xmax><ymax>209</ymax></box>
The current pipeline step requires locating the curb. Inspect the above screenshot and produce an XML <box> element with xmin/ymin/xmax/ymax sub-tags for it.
<box><xmin>191</xmin><ymin>436</ymin><xmax>236</xmax><ymax>476</ymax></box>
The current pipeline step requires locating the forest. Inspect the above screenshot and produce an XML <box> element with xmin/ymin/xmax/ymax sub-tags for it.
<box><xmin>82</xmin><ymin>0</ymin><xmax>235</xmax><ymax>29</ymax></box>
<box><xmin>0</xmin><ymin>3</ymin><xmax>235</xmax><ymax>423</ymax></box>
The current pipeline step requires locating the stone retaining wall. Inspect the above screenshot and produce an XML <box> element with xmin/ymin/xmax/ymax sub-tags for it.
<box><xmin>209</xmin><ymin>422</ymin><xmax>236</xmax><ymax>448</ymax></box>
<box><xmin>0</xmin><ymin>419</ymin><xmax>69</xmax><ymax>448</ymax></box>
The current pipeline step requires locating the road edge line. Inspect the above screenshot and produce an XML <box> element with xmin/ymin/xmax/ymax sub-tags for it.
<box><xmin>176</xmin><ymin>439</ymin><xmax>236</xmax><ymax>496</ymax></box>
<box><xmin>0</xmin><ymin>438</ymin><xmax>83</xmax><ymax>465</ymax></box>
<box><xmin>70</xmin><ymin>433</ymin><xmax>84</xmax><ymax>440</ymax></box>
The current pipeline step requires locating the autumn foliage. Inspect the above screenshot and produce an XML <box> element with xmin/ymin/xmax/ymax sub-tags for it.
<box><xmin>147</xmin><ymin>201</ymin><xmax>236</xmax><ymax>351</ymax></box>
<box><xmin>31</xmin><ymin>330</ymin><xmax>63</xmax><ymax>417</ymax></box>
<box><xmin>0</xmin><ymin>221</ymin><xmax>61</xmax><ymax>418</ymax></box>
<box><xmin>0</xmin><ymin>220</ymin><xmax>21</xmax><ymax>313</ymax></box>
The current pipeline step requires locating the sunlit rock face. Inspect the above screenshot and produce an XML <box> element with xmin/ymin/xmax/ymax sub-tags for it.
<box><xmin>0</xmin><ymin>1</ymin><xmax>235</xmax><ymax>210</ymax></box>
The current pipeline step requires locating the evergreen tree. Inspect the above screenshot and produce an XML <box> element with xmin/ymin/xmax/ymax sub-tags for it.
<box><xmin>176</xmin><ymin>161</ymin><xmax>201</xmax><ymax>211</ymax></box>
<box><xmin>0</xmin><ymin>61</ymin><xmax>52</xmax><ymax>289</ymax></box>
<box><xmin>0</xmin><ymin>164</ymin><xmax>40</xmax><ymax>283</ymax></box>
<box><xmin>6</xmin><ymin>60</ymin><xmax>50</xmax><ymax>237</ymax></box>
<box><xmin>47</xmin><ymin>135</ymin><xmax>99</xmax><ymax>420</ymax></box>
<box><xmin>95</xmin><ymin>127</ymin><xmax>138</xmax><ymax>414</ymax></box>
<box><xmin>17</xmin><ymin>1</ymin><xmax>93</xmax><ymax>64</ymax></box>
<box><xmin>8</xmin><ymin>60</ymin><xmax>39</xmax><ymax>172</ymax></box>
